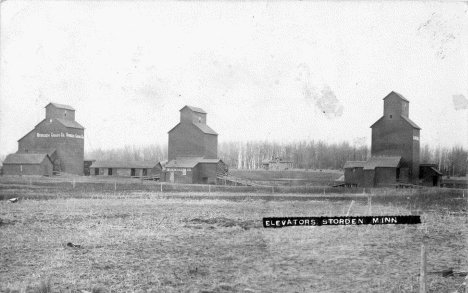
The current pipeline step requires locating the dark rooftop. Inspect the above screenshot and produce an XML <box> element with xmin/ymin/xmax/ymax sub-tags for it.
<box><xmin>401</xmin><ymin>115</ymin><xmax>421</xmax><ymax>130</ymax></box>
<box><xmin>383</xmin><ymin>91</ymin><xmax>410</xmax><ymax>102</ymax></box>
<box><xmin>193</xmin><ymin>123</ymin><xmax>218</xmax><ymax>135</ymax></box>
<box><xmin>343</xmin><ymin>161</ymin><xmax>366</xmax><ymax>168</ymax></box>
<box><xmin>166</xmin><ymin>157</ymin><xmax>223</xmax><ymax>168</ymax></box>
<box><xmin>363</xmin><ymin>156</ymin><xmax>401</xmax><ymax>170</ymax></box>
<box><xmin>90</xmin><ymin>161</ymin><xmax>160</xmax><ymax>168</ymax></box>
<box><xmin>46</xmin><ymin>103</ymin><xmax>76</xmax><ymax>111</ymax></box>
<box><xmin>3</xmin><ymin>153</ymin><xmax>50</xmax><ymax>164</ymax></box>
<box><xmin>181</xmin><ymin>105</ymin><xmax>207</xmax><ymax>114</ymax></box>
<box><xmin>56</xmin><ymin>119</ymin><xmax>85</xmax><ymax>129</ymax></box>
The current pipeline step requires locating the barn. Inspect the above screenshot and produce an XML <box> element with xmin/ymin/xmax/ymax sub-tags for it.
<box><xmin>2</xmin><ymin>153</ymin><xmax>53</xmax><ymax>176</ymax></box>
<box><xmin>14</xmin><ymin>103</ymin><xmax>85</xmax><ymax>175</ymax></box>
<box><xmin>164</xmin><ymin>106</ymin><xmax>228</xmax><ymax>184</ymax></box>
<box><xmin>89</xmin><ymin>161</ymin><xmax>162</xmax><ymax>179</ymax></box>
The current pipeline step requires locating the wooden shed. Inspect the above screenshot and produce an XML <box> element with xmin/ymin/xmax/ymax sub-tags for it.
<box><xmin>163</xmin><ymin>157</ymin><xmax>228</xmax><ymax>184</ymax></box>
<box><xmin>363</xmin><ymin>156</ymin><xmax>402</xmax><ymax>187</ymax></box>
<box><xmin>90</xmin><ymin>161</ymin><xmax>162</xmax><ymax>179</ymax></box>
<box><xmin>2</xmin><ymin>153</ymin><xmax>53</xmax><ymax>176</ymax></box>
<box><xmin>419</xmin><ymin>164</ymin><xmax>442</xmax><ymax>187</ymax></box>
<box><xmin>343</xmin><ymin>161</ymin><xmax>365</xmax><ymax>187</ymax></box>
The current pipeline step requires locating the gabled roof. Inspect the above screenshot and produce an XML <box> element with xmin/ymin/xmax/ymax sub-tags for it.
<box><xmin>369</xmin><ymin>115</ymin><xmax>420</xmax><ymax>129</ymax></box>
<box><xmin>90</xmin><ymin>161</ymin><xmax>161</xmax><ymax>168</ymax></box>
<box><xmin>420</xmin><ymin>163</ymin><xmax>438</xmax><ymax>167</ymax></box>
<box><xmin>26</xmin><ymin>148</ymin><xmax>56</xmax><ymax>157</ymax></box>
<box><xmin>401</xmin><ymin>115</ymin><xmax>421</xmax><ymax>130</ymax></box>
<box><xmin>45</xmin><ymin>103</ymin><xmax>75</xmax><ymax>111</ymax></box>
<box><xmin>369</xmin><ymin>116</ymin><xmax>384</xmax><ymax>128</ymax></box>
<box><xmin>166</xmin><ymin>157</ymin><xmax>205</xmax><ymax>168</ymax></box>
<box><xmin>17</xmin><ymin>118</ymin><xmax>84</xmax><ymax>142</ymax></box>
<box><xmin>383</xmin><ymin>91</ymin><xmax>409</xmax><ymax>102</ymax></box>
<box><xmin>335</xmin><ymin>175</ymin><xmax>345</xmax><ymax>182</ymax></box>
<box><xmin>199</xmin><ymin>158</ymin><xmax>223</xmax><ymax>164</ymax></box>
<box><xmin>56</xmin><ymin>118</ymin><xmax>85</xmax><ymax>129</ymax></box>
<box><xmin>430</xmin><ymin>167</ymin><xmax>442</xmax><ymax>175</ymax></box>
<box><xmin>343</xmin><ymin>161</ymin><xmax>366</xmax><ymax>168</ymax></box>
<box><xmin>363</xmin><ymin>156</ymin><xmax>401</xmax><ymax>170</ymax></box>
<box><xmin>165</xmin><ymin>157</ymin><xmax>223</xmax><ymax>168</ymax></box>
<box><xmin>168</xmin><ymin>122</ymin><xmax>218</xmax><ymax>135</ymax></box>
<box><xmin>3</xmin><ymin>153</ymin><xmax>51</xmax><ymax>165</ymax></box>
<box><xmin>193</xmin><ymin>122</ymin><xmax>218</xmax><ymax>135</ymax></box>
<box><xmin>180</xmin><ymin>105</ymin><xmax>207</xmax><ymax>114</ymax></box>
<box><xmin>17</xmin><ymin>128</ymin><xmax>36</xmax><ymax>142</ymax></box>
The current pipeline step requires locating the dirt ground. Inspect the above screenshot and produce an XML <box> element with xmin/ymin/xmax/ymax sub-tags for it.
<box><xmin>1</xmin><ymin>193</ymin><xmax>467</xmax><ymax>293</ymax></box>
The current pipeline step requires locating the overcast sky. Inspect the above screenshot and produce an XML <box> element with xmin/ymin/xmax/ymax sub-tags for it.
<box><xmin>0</xmin><ymin>1</ymin><xmax>467</xmax><ymax>157</ymax></box>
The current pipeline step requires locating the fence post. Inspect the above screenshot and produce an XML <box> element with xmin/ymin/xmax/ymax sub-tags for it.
<box><xmin>73</xmin><ymin>179</ymin><xmax>75</xmax><ymax>188</ymax></box>
<box><xmin>465</xmin><ymin>275</ymin><xmax>468</xmax><ymax>293</ymax></box>
<box><xmin>209</xmin><ymin>185</ymin><xmax>211</xmax><ymax>194</ymax></box>
<box><xmin>160</xmin><ymin>183</ymin><xmax>163</xmax><ymax>192</ymax></box>
<box><xmin>368</xmin><ymin>195</ymin><xmax>372</xmax><ymax>214</ymax></box>
<box><xmin>114</xmin><ymin>182</ymin><xmax>116</xmax><ymax>191</ymax></box>
<box><xmin>346</xmin><ymin>200</ymin><xmax>354</xmax><ymax>217</ymax></box>
<box><xmin>420</xmin><ymin>240</ymin><xmax>427</xmax><ymax>293</ymax></box>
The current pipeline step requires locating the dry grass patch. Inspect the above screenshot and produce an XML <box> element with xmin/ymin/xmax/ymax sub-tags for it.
<box><xmin>1</xmin><ymin>195</ymin><xmax>467</xmax><ymax>292</ymax></box>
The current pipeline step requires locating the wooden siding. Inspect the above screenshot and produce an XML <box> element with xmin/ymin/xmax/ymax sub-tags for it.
<box><xmin>344</xmin><ymin>167</ymin><xmax>364</xmax><ymax>186</ymax></box>
<box><xmin>46</xmin><ymin>104</ymin><xmax>75</xmax><ymax>121</ymax></box>
<box><xmin>168</xmin><ymin>123</ymin><xmax>206</xmax><ymax>161</ymax></box>
<box><xmin>17</xmin><ymin>119</ymin><xmax>84</xmax><ymax>175</ymax></box>
<box><xmin>3</xmin><ymin>157</ymin><xmax>53</xmax><ymax>176</ymax></box>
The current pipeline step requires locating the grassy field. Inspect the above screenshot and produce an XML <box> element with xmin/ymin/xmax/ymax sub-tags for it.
<box><xmin>229</xmin><ymin>169</ymin><xmax>342</xmax><ymax>186</ymax></box>
<box><xmin>0</xmin><ymin>176</ymin><xmax>467</xmax><ymax>293</ymax></box>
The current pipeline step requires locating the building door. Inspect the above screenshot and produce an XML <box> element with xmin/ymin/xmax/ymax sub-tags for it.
<box><xmin>143</xmin><ymin>169</ymin><xmax>147</xmax><ymax>176</ymax></box>
<box><xmin>203</xmin><ymin>177</ymin><xmax>208</xmax><ymax>184</ymax></box>
<box><xmin>131</xmin><ymin>168</ymin><xmax>135</xmax><ymax>176</ymax></box>
<box><xmin>108</xmin><ymin>168</ymin><xmax>113</xmax><ymax>176</ymax></box>
<box><xmin>433</xmin><ymin>176</ymin><xmax>438</xmax><ymax>186</ymax></box>
<box><xmin>95</xmin><ymin>168</ymin><xmax>99</xmax><ymax>175</ymax></box>
<box><xmin>170</xmin><ymin>172</ymin><xmax>174</xmax><ymax>182</ymax></box>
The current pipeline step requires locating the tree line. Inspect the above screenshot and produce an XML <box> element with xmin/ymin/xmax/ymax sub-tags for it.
<box><xmin>83</xmin><ymin>141</ymin><xmax>467</xmax><ymax>176</ymax></box>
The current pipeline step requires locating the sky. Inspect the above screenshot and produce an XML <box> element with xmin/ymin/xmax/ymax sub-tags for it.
<box><xmin>0</xmin><ymin>1</ymin><xmax>467</xmax><ymax>158</ymax></box>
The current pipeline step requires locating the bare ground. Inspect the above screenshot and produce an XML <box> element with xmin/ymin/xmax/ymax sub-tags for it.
<box><xmin>1</xmin><ymin>193</ymin><xmax>467</xmax><ymax>293</ymax></box>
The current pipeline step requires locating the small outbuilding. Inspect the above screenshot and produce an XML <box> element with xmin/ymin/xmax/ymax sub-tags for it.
<box><xmin>363</xmin><ymin>156</ymin><xmax>402</xmax><ymax>187</ymax></box>
<box><xmin>163</xmin><ymin>157</ymin><xmax>228</xmax><ymax>184</ymax></box>
<box><xmin>419</xmin><ymin>164</ymin><xmax>442</xmax><ymax>187</ymax></box>
<box><xmin>2</xmin><ymin>153</ymin><xmax>53</xmax><ymax>176</ymax></box>
<box><xmin>343</xmin><ymin>161</ymin><xmax>365</xmax><ymax>187</ymax></box>
<box><xmin>262</xmin><ymin>157</ymin><xmax>294</xmax><ymax>170</ymax></box>
<box><xmin>83</xmin><ymin>159</ymin><xmax>96</xmax><ymax>176</ymax></box>
<box><xmin>89</xmin><ymin>161</ymin><xmax>162</xmax><ymax>179</ymax></box>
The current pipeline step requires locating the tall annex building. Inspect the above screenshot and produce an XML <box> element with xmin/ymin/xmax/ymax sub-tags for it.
<box><xmin>3</xmin><ymin>103</ymin><xmax>85</xmax><ymax>176</ymax></box>
<box><xmin>343</xmin><ymin>91</ymin><xmax>441</xmax><ymax>187</ymax></box>
<box><xmin>163</xmin><ymin>106</ymin><xmax>227</xmax><ymax>184</ymax></box>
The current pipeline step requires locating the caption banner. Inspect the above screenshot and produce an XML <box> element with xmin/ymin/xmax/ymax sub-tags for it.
<box><xmin>263</xmin><ymin>216</ymin><xmax>421</xmax><ymax>228</ymax></box>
